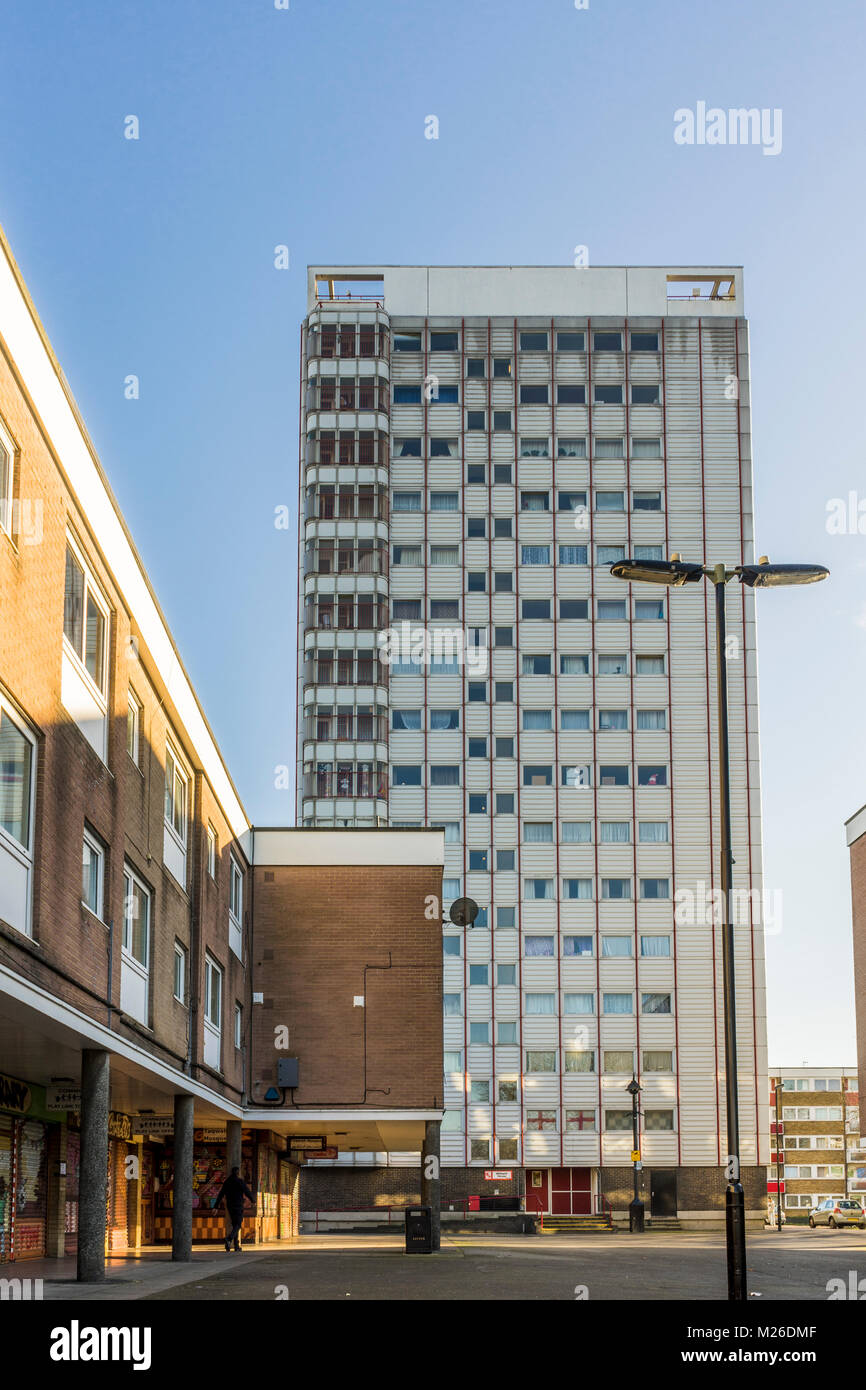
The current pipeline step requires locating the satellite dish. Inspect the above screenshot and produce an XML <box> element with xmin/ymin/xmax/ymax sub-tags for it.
<box><xmin>449</xmin><ymin>896</ymin><xmax>480</xmax><ymax>928</ymax></box>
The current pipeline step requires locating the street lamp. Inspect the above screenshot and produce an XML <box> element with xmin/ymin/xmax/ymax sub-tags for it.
<box><xmin>610</xmin><ymin>553</ymin><xmax>828</xmax><ymax>1300</ymax></box>
<box><xmin>626</xmin><ymin>1075</ymin><xmax>644</xmax><ymax>1232</ymax></box>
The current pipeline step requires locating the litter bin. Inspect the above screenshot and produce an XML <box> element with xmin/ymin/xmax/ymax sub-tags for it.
<box><xmin>405</xmin><ymin>1206</ymin><xmax>433</xmax><ymax>1254</ymax></box>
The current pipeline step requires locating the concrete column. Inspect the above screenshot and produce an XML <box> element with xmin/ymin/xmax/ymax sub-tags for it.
<box><xmin>420</xmin><ymin>1119</ymin><xmax>441</xmax><ymax>1251</ymax></box>
<box><xmin>171</xmin><ymin>1094</ymin><xmax>195</xmax><ymax>1262</ymax></box>
<box><xmin>226</xmin><ymin>1119</ymin><xmax>242</xmax><ymax>1174</ymax></box>
<box><xmin>77</xmin><ymin>1048</ymin><xmax>110</xmax><ymax>1282</ymax></box>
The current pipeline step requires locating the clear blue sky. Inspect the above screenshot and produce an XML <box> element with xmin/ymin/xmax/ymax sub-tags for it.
<box><xmin>1</xmin><ymin>0</ymin><xmax>863</xmax><ymax>1063</ymax></box>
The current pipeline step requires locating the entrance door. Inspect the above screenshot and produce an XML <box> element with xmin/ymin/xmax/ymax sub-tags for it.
<box><xmin>551</xmin><ymin>1167</ymin><xmax>592</xmax><ymax>1215</ymax></box>
<box><xmin>526</xmin><ymin>1168</ymin><xmax>549</xmax><ymax>1215</ymax></box>
<box><xmin>650</xmin><ymin>1169</ymin><xmax>677</xmax><ymax>1217</ymax></box>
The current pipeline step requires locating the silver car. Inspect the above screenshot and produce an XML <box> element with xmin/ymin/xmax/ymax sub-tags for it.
<box><xmin>808</xmin><ymin>1198</ymin><xmax>866</xmax><ymax>1229</ymax></box>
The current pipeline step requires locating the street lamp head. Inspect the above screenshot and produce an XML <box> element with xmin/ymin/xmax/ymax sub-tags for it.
<box><xmin>625</xmin><ymin>1076</ymin><xmax>642</xmax><ymax>1096</ymax></box>
<box><xmin>736</xmin><ymin>561</ymin><xmax>829</xmax><ymax>589</ymax></box>
<box><xmin>610</xmin><ymin>558</ymin><xmax>704</xmax><ymax>587</ymax></box>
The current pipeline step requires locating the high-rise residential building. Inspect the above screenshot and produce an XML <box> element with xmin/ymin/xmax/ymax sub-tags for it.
<box><xmin>297</xmin><ymin>264</ymin><xmax>769</xmax><ymax>1226</ymax></box>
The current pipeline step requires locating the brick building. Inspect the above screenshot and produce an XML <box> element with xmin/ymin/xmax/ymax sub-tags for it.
<box><xmin>768</xmin><ymin>1068</ymin><xmax>862</xmax><ymax>1222</ymax></box>
<box><xmin>0</xmin><ymin>222</ymin><xmax>444</xmax><ymax>1270</ymax></box>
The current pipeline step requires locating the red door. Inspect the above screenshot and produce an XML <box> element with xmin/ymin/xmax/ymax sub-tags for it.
<box><xmin>526</xmin><ymin>1169</ymin><xmax>549</xmax><ymax>1215</ymax></box>
<box><xmin>550</xmin><ymin>1167</ymin><xmax>592</xmax><ymax>1215</ymax></box>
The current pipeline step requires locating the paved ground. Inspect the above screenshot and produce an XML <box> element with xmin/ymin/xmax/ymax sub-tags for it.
<box><xmin>30</xmin><ymin>1227</ymin><xmax>866</xmax><ymax>1301</ymax></box>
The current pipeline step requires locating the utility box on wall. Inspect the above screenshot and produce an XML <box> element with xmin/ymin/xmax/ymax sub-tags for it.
<box><xmin>277</xmin><ymin>1057</ymin><xmax>299</xmax><ymax>1089</ymax></box>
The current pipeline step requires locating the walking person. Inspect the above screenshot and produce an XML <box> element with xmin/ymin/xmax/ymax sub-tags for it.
<box><xmin>213</xmin><ymin>1165</ymin><xmax>254</xmax><ymax>1251</ymax></box>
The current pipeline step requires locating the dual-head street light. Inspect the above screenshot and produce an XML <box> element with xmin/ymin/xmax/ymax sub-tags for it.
<box><xmin>610</xmin><ymin>553</ymin><xmax>828</xmax><ymax>1300</ymax></box>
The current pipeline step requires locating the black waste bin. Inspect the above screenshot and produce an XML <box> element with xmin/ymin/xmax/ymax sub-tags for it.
<box><xmin>405</xmin><ymin>1205</ymin><xmax>433</xmax><ymax>1254</ymax></box>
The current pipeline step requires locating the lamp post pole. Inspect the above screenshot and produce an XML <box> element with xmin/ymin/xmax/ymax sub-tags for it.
<box><xmin>711</xmin><ymin>565</ymin><xmax>747</xmax><ymax>1300</ymax></box>
<box><xmin>775</xmin><ymin>1077</ymin><xmax>784</xmax><ymax>1231</ymax></box>
<box><xmin>627</xmin><ymin>1076</ymin><xmax>644</xmax><ymax>1232</ymax></box>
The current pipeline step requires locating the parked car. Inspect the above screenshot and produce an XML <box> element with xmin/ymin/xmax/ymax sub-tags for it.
<box><xmin>808</xmin><ymin>1198</ymin><xmax>866</xmax><ymax>1229</ymax></box>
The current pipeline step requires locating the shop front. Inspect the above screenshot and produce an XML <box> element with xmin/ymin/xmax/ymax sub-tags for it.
<box><xmin>0</xmin><ymin>1071</ymin><xmax>57</xmax><ymax>1263</ymax></box>
<box><xmin>152</xmin><ymin>1127</ymin><xmax>298</xmax><ymax>1245</ymax></box>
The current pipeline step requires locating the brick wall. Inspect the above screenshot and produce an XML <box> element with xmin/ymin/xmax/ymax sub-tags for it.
<box><xmin>250</xmin><ymin>862</ymin><xmax>443</xmax><ymax>1109</ymax></box>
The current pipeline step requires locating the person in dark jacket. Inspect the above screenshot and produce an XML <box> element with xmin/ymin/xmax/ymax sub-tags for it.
<box><xmin>213</xmin><ymin>1166</ymin><xmax>254</xmax><ymax>1251</ymax></box>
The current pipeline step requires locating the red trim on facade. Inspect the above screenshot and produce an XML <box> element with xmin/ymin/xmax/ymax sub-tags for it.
<box><xmin>587</xmin><ymin>318</ymin><xmax>604</xmax><ymax>1160</ymax></box>
<box><xmin>513</xmin><ymin>318</ymin><xmax>526</xmax><ymax>1168</ymax></box>
<box><xmin>551</xmin><ymin>316</ymin><xmax>564</xmax><ymax>1164</ymax></box>
<box><xmin>624</xmin><ymin>318</ymin><xmax>642</xmax><ymax>1083</ymax></box>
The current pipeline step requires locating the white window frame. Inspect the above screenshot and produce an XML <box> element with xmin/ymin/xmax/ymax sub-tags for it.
<box><xmin>62</xmin><ymin>531</ymin><xmax>110</xmax><ymax>700</ymax></box>
<box><xmin>207</xmin><ymin>823</ymin><xmax>217</xmax><ymax>878</ymax></box>
<box><xmin>163</xmin><ymin>736</ymin><xmax>191</xmax><ymax>888</ymax></box>
<box><xmin>173</xmin><ymin>941</ymin><xmax>187</xmax><ymax>1004</ymax></box>
<box><xmin>127</xmin><ymin>687</ymin><xmax>141</xmax><ymax>765</ymax></box>
<box><xmin>234</xmin><ymin>1002</ymin><xmax>243</xmax><ymax>1049</ymax></box>
<box><xmin>122</xmin><ymin>864</ymin><xmax>151</xmax><ymax>969</ymax></box>
<box><xmin>0</xmin><ymin>415</ymin><xmax>15</xmax><ymax>538</ymax></box>
<box><xmin>0</xmin><ymin>692</ymin><xmax>37</xmax><ymax>937</ymax></box>
<box><xmin>81</xmin><ymin>827</ymin><xmax>105</xmax><ymax>920</ymax></box>
<box><xmin>204</xmin><ymin>954</ymin><xmax>223</xmax><ymax>1070</ymax></box>
<box><xmin>229</xmin><ymin>853</ymin><xmax>244</xmax><ymax>960</ymax></box>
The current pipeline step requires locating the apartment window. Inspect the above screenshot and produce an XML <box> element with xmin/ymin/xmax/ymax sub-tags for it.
<box><xmin>634</xmin><ymin>545</ymin><xmax>663</xmax><ymax>562</ymax></box>
<box><xmin>0</xmin><ymin>701</ymin><xmax>35</xmax><ymax>935</ymax></box>
<box><xmin>560</xmin><ymin>655</ymin><xmax>589</xmax><ymax>675</ymax></box>
<box><xmin>430</xmin><ymin>765</ymin><xmax>460</xmax><ymax>786</ymax></box>
<box><xmin>526</xmin><ymin>879</ymin><xmax>553</xmax><ymax>901</ymax></box>
<box><xmin>640</xmin><ymin>878</ymin><xmax>670</xmax><ymax>900</ymax></box>
<box><xmin>163</xmin><ymin>741</ymin><xmax>190</xmax><ymax>886</ymax></box>
<box><xmin>470</xmin><ymin>1023</ymin><xmax>490</xmax><ymax>1044</ymax></box>
<box><xmin>636</xmin><ymin>710</ymin><xmax>666</xmax><ymax>731</ymax></box>
<box><xmin>519</xmin><ymin>331</ymin><xmax>548</xmax><ymax>351</ymax></box>
<box><xmin>521</xmin><ymin>548</ymin><xmax>550</xmax><ymax>568</ymax></box>
<box><xmin>393</xmin><ymin>386</ymin><xmax>422</xmax><ymax>404</ymax></box>
<box><xmin>525</xmin><ymin>1051</ymin><xmax>556</xmax><ymax>1072</ymax></box>
<box><xmin>493</xmin><ymin>464</ymin><xmax>512</xmax><ymax>484</ymax></box>
<box><xmin>603</xmin><ymin>993</ymin><xmax>633</xmax><ymax>1015</ymax></box>
<box><xmin>126</xmin><ymin>689</ymin><xmax>141</xmax><ymax>764</ymax></box>
<box><xmin>604</xmin><ymin>1050</ymin><xmax>634</xmax><ymax>1074</ymax></box>
<box><xmin>639</xmin><ymin>821</ymin><xmax>669</xmax><ymax>843</ymax></box>
<box><xmin>556</xmin><ymin>331</ymin><xmax>585</xmax><ymax>351</ymax></box>
<box><xmin>430</xmin><ymin>492</ymin><xmax>458</xmax><ymax>513</ymax></box>
<box><xmin>393</xmin><ymin>544</ymin><xmax>423</xmax><ymax>566</ymax></box>
<box><xmin>467</xmin><ymin>358</ymin><xmax>485</xmax><ymax>377</ymax></box>
<box><xmin>493</xmin><ymin>358</ymin><xmax>512</xmax><ymax>378</ymax></box>
<box><xmin>468</xmin><ymin>850</ymin><xmax>488</xmax><ymax>873</ymax></box>
<box><xmin>496</xmin><ymin>907</ymin><xmax>516</xmax><ymax>929</ymax></box>
<box><xmin>520</xmin><ymin>491</ymin><xmax>549</xmax><ymax>512</ymax></box>
<box><xmin>556</xmin><ymin>382</ymin><xmax>586</xmax><ymax>407</ymax></box>
<box><xmin>495</xmin><ymin>683</ymin><xmax>513</xmax><ymax>704</ymax></box>
<box><xmin>173</xmin><ymin>942</ymin><xmax>187</xmax><ymax>1003</ymax></box>
<box><xmin>593</xmin><ymin>332</ymin><xmax>622</xmax><ymax>351</ymax></box>
<box><xmin>644</xmin><ymin>1110</ymin><xmax>675</xmax><ymax>1131</ymax></box>
<box><xmin>597</xmin><ymin>545</ymin><xmax>625</xmax><ymax>565</ymax></box>
<box><xmin>63</xmin><ymin>539</ymin><xmax>109</xmax><ymax>695</ymax></box>
<box><xmin>393</xmin><ymin>765</ymin><xmax>422</xmax><ymax>787</ymax></box>
<box><xmin>525</xmin><ymin>936</ymin><xmax>554</xmax><ymax>957</ymax></box>
<box><xmin>561</xmin><ymin>710</ymin><xmax>590</xmax><ymax>731</ymax></box>
<box><xmin>498</xmin><ymin>1079</ymin><xmax>518</xmax><ymax>1102</ymax></box>
<box><xmin>229</xmin><ymin>854</ymin><xmax>244</xmax><ymax>958</ymax></box>
<box><xmin>599</xmin><ymin>709</ymin><xmax>627</xmax><ymax>730</ymax></box>
<box><xmin>600</xmin><ymin>821</ymin><xmax>630</xmax><ymax>843</ymax></box>
<box><xmin>395</xmin><ymin>437</ymin><xmax>422</xmax><ymax>457</ymax></box>
<box><xmin>469</xmin><ymin>795</ymin><xmax>487</xmax><ymax>815</ymax></box>
<box><xmin>494</xmin><ymin>573</ymin><xmax>513</xmax><ymax>593</ymax></box>
<box><xmin>564</xmin><ymin>992</ymin><xmax>595</xmax><ymax>1014</ymax></box>
<box><xmin>641</xmin><ymin>937</ymin><xmax>672</xmax><ymax>959</ymax></box>
<box><xmin>431</xmin><ymin>545</ymin><xmax>459</xmax><ymax>566</ymax></box>
<box><xmin>642</xmin><ymin>992</ymin><xmax>672</xmax><ymax>1014</ymax></box>
<box><xmin>0</xmin><ymin>419</ymin><xmax>14</xmax><ymax>535</ymax></box>
<box><xmin>563</xmin><ymin>936</ymin><xmax>593</xmax><ymax>956</ymax></box>
<box><xmin>81</xmin><ymin>828</ymin><xmax>105</xmax><ymax>918</ymax></box>
<box><xmin>431</xmin><ymin>599</ymin><xmax>460</xmax><ymax>620</ymax></box>
<box><xmin>598</xmin><ymin>600</ymin><xmax>627</xmax><ymax>623</ymax></box>
<box><xmin>602</xmin><ymin>877</ymin><xmax>631</xmax><ymax>899</ymax></box>
<box><xmin>638</xmin><ymin>765</ymin><xmax>668</xmax><ymax>786</ymax></box>
<box><xmin>564</xmin><ymin>878</ymin><xmax>592</xmax><ymax>900</ymax></box>
<box><xmin>207</xmin><ymin>824</ymin><xmax>218</xmax><ymax>877</ymax></box>
<box><xmin>557</xmin><ymin>548</ymin><xmax>587</xmax><ymax>570</ymax></box>
<box><xmin>522</xmin><ymin>654</ymin><xmax>551</xmax><ymax>676</ymax></box>
<box><xmin>443</xmin><ymin>936</ymin><xmax>460</xmax><ymax>958</ymax></box>
<box><xmin>596</xmin><ymin>492</ymin><xmax>624</xmax><ymax>513</ymax></box>
<box><xmin>526</xmin><ymin>991</ymin><xmax>555</xmax><ymax>1014</ymax></box>
<box><xmin>643</xmin><ymin>1050</ymin><xmax>673</xmax><ymax>1071</ymax></box>
<box><xmin>633</xmin><ymin>492</ymin><xmax>662</xmax><ymax>512</ymax></box>
<box><xmin>631</xmin><ymin>385</ymin><xmax>660</xmax><ymax>406</ymax></box>
<box><xmin>468</xmin><ymin>684</ymin><xmax>487</xmax><ymax>704</ymax></box>
<box><xmin>558</xmin><ymin>490</ymin><xmax>587</xmax><ymax>513</ymax></box>
<box><xmin>599</xmin><ymin>655</ymin><xmax>628</xmax><ymax>675</ymax></box>
<box><xmin>467</xmin><ymin>571</ymin><xmax>486</xmax><ymax>592</ymax></box>
<box><xmin>469</xmin><ymin>964</ymin><xmax>488</xmax><ymax>985</ymax></box>
<box><xmin>496</xmin><ymin>793</ymin><xmax>514</xmax><ymax>814</ymax></box>
<box><xmin>523</xmin><ymin>710</ymin><xmax>552</xmax><ymax>731</ymax></box>
<box><xmin>430</xmin><ymin>437</ymin><xmax>458</xmax><ymax>458</ymax></box>
<box><xmin>519</xmin><ymin>384</ymin><xmax>548</xmax><ymax>405</ymax></box>
<box><xmin>431</xmin><ymin>331</ymin><xmax>458</xmax><ymax>351</ymax></box>
<box><xmin>562</xmin><ymin>822</ymin><xmax>591</xmax><ymax>843</ymax></box>
<box><xmin>394</xmin><ymin>600</ymin><xmax>423</xmax><ymax>620</ymax></box>
<box><xmin>565</xmin><ymin>1051</ymin><xmax>595</xmax><ymax>1073</ymax></box>
<box><xmin>442</xmin><ymin>879</ymin><xmax>462</xmax><ymax>901</ymax></box>
<box><xmin>393</xmin><ymin>331</ymin><xmax>422</xmax><ymax>352</ymax></box>
<box><xmin>234</xmin><ymin>1003</ymin><xmax>243</xmax><ymax>1049</ymax></box>
<box><xmin>495</xmin><ymin>738</ymin><xmax>514</xmax><ymax>758</ymax></box>
<box><xmin>602</xmin><ymin>936</ymin><xmax>632</xmax><ymax>958</ymax></box>
<box><xmin>523</xmin><ymin>765</ymin><xmax>552</xmax><ymax>786</ymax></box>
<box><xmin>467</xmin><ymin>410</ymin><xmax>486</xmax><ymax>431</ymax></box>
<box><xmin>430</xmin><ymin>709</ymin><xmax>459</xmax><ymax>731</ymax></box>
<box><xmin>494</xmin><ymin>628</ymin><xmax>513</xmax><ymax>649</ymax></box>
<box><xmin>204</xmin><ymin>953</ymin><xmax>222</xmax><ymax>1042</ymax></box>
<box><xmin>467</xmin><ymin>518</ymin><xmax>486</xmax><ymax>538</ymax></box>
<box><xmin>599</xmin><ymin>765</ymin><xmax>629</xmax><ymax>787</ymax></box>
<box><xmin>636</xmin><ymin>655</ymin><xmax>665</xmax><ymax>675</ymax></box>
<box><xmin>562</xmin><ymin>764</ymin><xmax>591</xmax><ymax>788</ymax></box>
<box><xmin>558</xmin><ymin>437</ymin><xmax>586</xmax><ymax>458</ymax></box>
<box><xmin>632</xmin><ymin>438</ymin><xmax>661</xmax><ymax>458</ymax></box>
<box><xmin>605</xmin><ymin>1111</ymin><xmax>633</xmax><ymax>1133</ymax></box>
<box><xmin>393</xmin><ymin>709</ymin><xmax>421</xmax><ymax>731</ymax></box>
<box><xmin>494</xmin><ymin>518</ymin><xmax>512</xmax><ymax>538</ymax></box>
<box><xmin>121</xmin><ymin>864</ymin><xmax>151</xmax><ymax>1025</ymax></box>
<box><xmin>631</xmin><ymin>332</ymin><xmax>659</xmax><ymax>352</ymax></box>
<box><xmin>595</xmin><ymin>385</ymin><xmax>623</xmax><ymax>405</ymax></box>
